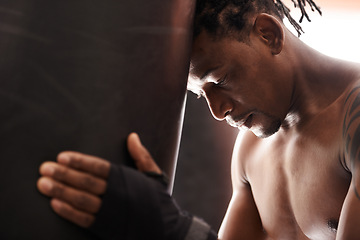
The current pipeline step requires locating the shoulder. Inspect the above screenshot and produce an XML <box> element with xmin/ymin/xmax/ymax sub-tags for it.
<box><xmin>342</xmin><ymin>81</ymin><xmax>360</xmax><ymax>172</ymax></box>
<box><xmin>231</xmin><ymin>130</ymin><xmax>260</xmax><ymax>189</ymax></box>
<box><xmin>343</xmin><ymin>82</ymin><xmax>360</xmax><ymax>110</ymax></box>
<box><xmin>342</xmin><ymin>81</ymin><xmax>360</xmax><ymax>138</ymax></box>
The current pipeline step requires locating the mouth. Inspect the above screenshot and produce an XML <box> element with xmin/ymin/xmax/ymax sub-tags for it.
<box><xmin>226</xmin><ymin>113</ymin><xmax>253</xmax><ymax>129</ymax></box>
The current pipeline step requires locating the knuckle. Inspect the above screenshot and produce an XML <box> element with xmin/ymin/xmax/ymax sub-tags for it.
<box><xmin>74</xmin><ymin>194</ymin><xmax>89</xmax><ymax>207</ymax></box>
<box><xmin>52</xmin><ymin>165</ymin><xmax>67</xmax><ymax>179</ymax></box>
<box><xmin>68</xmin><ymin>156</ymin><xmax>82</xmax><ymax>169</ymax></box>
<box><xmin>144</xmin><ymin>156</ymin><xmax>157</xmax><ymax>170</ymax></box>
<box><xmin>67</xmin><ymin>156</ymin><xmax>77</xmax><ymax>167</ymax></box>
<box><xmin>143</xmin><ymin>153</ymin><xmax>154</xmax><ymax>166</ymax></box>
<box><xmin>96</xmin><ymin>162</ymin><xmax>110</xmax><ymax>178</ymax></box>
<box><xmin>51</xmin><ymin>183</ymin><xmax>65</xmax><ymax>197</ymax></box>
<box><xmin>55</xmin><ymin>202</ymin><xmax>67</xmax><ymax>215</ymax></box>
<box><xmin>81</xmin><ymin>176</ymin><xmax>96</xmax><ymax>189</ymax></box>
<box><xmin>138</xmin><ymin>153</ymin><xmax>148</xmax><ymax>164</ymax></box>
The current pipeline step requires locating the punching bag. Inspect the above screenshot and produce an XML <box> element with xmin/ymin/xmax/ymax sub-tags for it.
<box><xmin>0</xmin><ymin>0</ymin><xmax>195</xmax><ymax>239</ymax></box>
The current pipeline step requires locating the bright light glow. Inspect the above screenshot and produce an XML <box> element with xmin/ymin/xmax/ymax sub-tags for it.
<box><xmin>285</xmin><ymin>10</ymin><xmax>360</xmax><ymax>63</ymax></box>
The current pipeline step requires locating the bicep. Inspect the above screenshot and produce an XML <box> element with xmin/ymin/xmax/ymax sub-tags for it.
<box><xmin>218</xmin><ymin>132</ymin><xmax>265</xmax><ymax>240</ymax></box>
<box><xmin>338</xmin><ymin>86</ymin><xmax>360</xmax><ymax>239</ymax></box>
<box><xmin>218</xmin><ymin>184</ymin><xmax>265</xmax><ymax>240</ymax></box>
<box><xmin>337</xmin><ymin>181</ymin><xmax>360</xmax><ymax>240</ymax></box>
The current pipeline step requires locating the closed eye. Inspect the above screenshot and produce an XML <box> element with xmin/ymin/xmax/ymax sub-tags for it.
<box><xmin>215</xmin><ymin>74</ymin><xmax>228</xmax><ymax>86</ymax></box>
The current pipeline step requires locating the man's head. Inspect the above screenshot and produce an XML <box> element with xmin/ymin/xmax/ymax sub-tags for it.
<box><xmin>188</xmin><ymin>22</ymin><xmax>286</xmax><ymax>138</ymax></box>
<box><xmin>188</xmin><ymin>0</ymin><xmax>321</xmax><ymax>138</ymax></box>
<box><xmin>193</xmin><ymin>0</ymin><xmax>284</xmax><ymax>42</ymax></box>
<box><xmin>193</xmin><ymin>0</ymin><xmax>322</xmax><ymax>41</ymax></box>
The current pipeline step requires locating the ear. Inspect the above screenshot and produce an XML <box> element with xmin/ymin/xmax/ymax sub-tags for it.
<box><xmin>252</xmin><ymin>13</ymin><xmax>284</xmax><ymax>55</ymax></box>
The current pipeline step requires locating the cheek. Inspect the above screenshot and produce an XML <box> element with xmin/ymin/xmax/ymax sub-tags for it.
<box><xmin>225</xmin><ymin>75</ymin><xmax>254</xmax><ymax>103</ymax></box>
<box><xmin>226</xmin><ymin>68</ymin><xmax>280</xmax><ymax>111</ymax></box>
<box><xmin>229</xmin><ymin>67</ymin><xmax>265</xmax><ymax>94</ymax></box>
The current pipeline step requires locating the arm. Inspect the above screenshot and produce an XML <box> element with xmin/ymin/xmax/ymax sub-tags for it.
<box><xmin>337</xmin><ymin>86</ymin><xmax>360</xmax><ymax>239</ymax></box>
<box><xmin>219</xmin><ymin>185</ymin><xmax>266</xmax><ymax>240</ymax></box>
<box><xmin>218</xmin><ymin>133</ymin><xmax>266</xmax><ymax>240</ymax></box>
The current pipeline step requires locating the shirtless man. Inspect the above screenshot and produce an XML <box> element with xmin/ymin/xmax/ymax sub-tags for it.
<box><xmin>37</xmin><ymin>0</ymin><xmax>360</xmax><ymax>239</ymax></box>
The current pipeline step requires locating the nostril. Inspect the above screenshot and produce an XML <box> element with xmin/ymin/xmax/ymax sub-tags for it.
<box><xmin>224</xmin><ymin>110</ymin><xmax>231</xmax><ymax>117</ymax></box>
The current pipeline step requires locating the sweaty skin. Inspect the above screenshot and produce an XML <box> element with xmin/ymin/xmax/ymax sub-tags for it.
<box><xmin>38</xmin><ymin>13</ymin><xmax>360</xmax><ymax>240</ymax></box>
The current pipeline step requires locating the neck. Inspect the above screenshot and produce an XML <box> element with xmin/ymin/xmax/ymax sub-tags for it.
<box><xmin>281</xmin><ymin>30</ymin><xmax>360</xmax><ymax>129</ymax></box>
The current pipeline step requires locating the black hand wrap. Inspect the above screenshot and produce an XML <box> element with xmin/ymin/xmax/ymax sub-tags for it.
<box><xmin>89</xmin><ymin>164</ymin><xmax>218</xmax><ymax>240</ymax></box>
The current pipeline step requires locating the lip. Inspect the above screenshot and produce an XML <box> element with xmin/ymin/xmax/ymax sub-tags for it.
<box><xmin>227</xmin><ymin>112</ymin><xmax>253</xmax><ymax>129</ymax></box>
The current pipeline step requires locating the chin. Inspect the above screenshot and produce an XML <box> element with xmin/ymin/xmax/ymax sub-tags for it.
<box><xmin>252</xmin><ymin>119</ymin><xmax>281</xmax><ymax>138</ymax></box>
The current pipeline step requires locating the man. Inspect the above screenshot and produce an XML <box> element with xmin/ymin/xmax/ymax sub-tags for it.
<box><xmin>37</xmin><ymin>0</ymin><xmax>360</xmax><ymax>239</ymax></box>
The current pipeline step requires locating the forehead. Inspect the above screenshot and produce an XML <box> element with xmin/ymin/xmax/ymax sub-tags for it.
<box><xmin>188</xmin><ymin>32</ymin><xmax>256</xmax><ymax>94</ymax></box>
<box><xmin>188</xmin><ymin>32</ymin><xmax>231</xmax><ymax>94</ymax></box>
<box><xmin>189</xmin><ymin>31</ymin><xmax>253</xmax><ymax>81</ymax></box>
<box><xmin>190</xmin><ymin>32</ymin><xmax>227</xmax><ymax>78</ymax></box>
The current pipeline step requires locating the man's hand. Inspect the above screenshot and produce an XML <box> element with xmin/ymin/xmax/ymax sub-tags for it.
<box><xmin>37</xmin><ymin>132</ymin><xmax>161</xmax><ymax>228</ymax></box>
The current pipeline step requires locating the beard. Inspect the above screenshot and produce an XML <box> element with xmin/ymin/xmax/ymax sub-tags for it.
<box><xmin>252</xmin><ymin>117</ymin><xmax>281</xmax><ymax>138</ymax></box>
<box><xmin>226</xmin><ymin>110</ymin><xmax>282</xmax><ymax>138</ymax></box>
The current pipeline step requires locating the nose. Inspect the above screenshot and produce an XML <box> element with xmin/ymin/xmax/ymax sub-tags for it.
<box><xmin>203</xmin><ymin>87</ymin><xmax>233</xmax><ymax>121</ymax></box>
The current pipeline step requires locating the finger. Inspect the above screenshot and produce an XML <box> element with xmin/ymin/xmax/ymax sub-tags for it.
<box><xmin>39</xmin><ymin>162</ymin><xmax>106</xmax><ymax>195</ymax></box>
<box><xmin>51</xmin><ymin>198</ymin><xmax>95</xmax><ymax>228</ymax></box>
<box><xmin>57</xmin><ymin>151</ymin><xmax>111</xmax><ymax>179</ymax></box>
<box><xmin>127</xmin><ymin>132</ymin><xmax>161</xmax><ymax>174</ymax></box>
<box><xmin>37</xmin><ymin>177</ymin><xmax>101</xmax><ymax>214</ymax></box>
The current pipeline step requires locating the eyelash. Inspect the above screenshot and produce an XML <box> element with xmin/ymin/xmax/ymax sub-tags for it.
<box><xmin>196</xmin><ymin>74</ymin><xmax>228</xmax><ymax>99</ymax></box>
<box><xmin>216</xmin><ymin>74</ymin><xmax>228</xmax><ymax>86</ymax></box>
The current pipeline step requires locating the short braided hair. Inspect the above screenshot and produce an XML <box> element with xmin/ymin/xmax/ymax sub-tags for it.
<box><xmin>194</xmin><ymin>0</ymin><xmax>322</xmax><ymax>39</ymax></box>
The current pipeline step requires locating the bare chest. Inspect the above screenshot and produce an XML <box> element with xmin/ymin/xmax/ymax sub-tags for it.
<box><xmin>246</xmin><ymin>130</ymin><xmax>351</xmax><ymax>240</ymax></box>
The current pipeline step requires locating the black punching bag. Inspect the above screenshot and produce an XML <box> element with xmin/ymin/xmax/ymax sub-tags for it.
<box><xmin>0</xmin><ymin>1</ymin><xmax>195</xmax><ymax>239</ymax></box>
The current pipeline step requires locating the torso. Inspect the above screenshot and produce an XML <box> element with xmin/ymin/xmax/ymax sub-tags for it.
<box><xmin>235</xmin><ymin>87</ymin><xmax>353</xmax><ymax>240</ymax></box>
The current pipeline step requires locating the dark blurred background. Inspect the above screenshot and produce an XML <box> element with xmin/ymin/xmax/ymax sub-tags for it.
<box><xmin>173</xmin><ymin>92</ymin><xmax>239</xmax><ymax>231</ymax></box>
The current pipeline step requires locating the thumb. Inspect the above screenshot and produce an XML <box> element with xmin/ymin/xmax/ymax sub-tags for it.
<box><xmin>127</xmin><ymin>132</ymin><xmax>162</xmax><ymax>174</ymax></box>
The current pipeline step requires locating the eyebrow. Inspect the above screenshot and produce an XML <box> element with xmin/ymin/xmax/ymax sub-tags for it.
<box><xmin>200</xmin><ymin>66</ymin><xmax>220</xmax><ymax>80</ymax></box>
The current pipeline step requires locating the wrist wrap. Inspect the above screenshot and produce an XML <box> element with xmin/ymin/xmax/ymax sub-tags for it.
<box><xmin>89</xmin><ymin>164</ymin><xmax>218</xmax><ymax>240</ymax></box>
<box><xmin>185</xmin><ymin>216</ymin><xmax>218</xmax><ymax>240</ymax></box>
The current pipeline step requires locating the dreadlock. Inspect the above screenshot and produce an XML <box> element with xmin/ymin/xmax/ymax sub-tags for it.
<box><xmin>275</xmin><ymin>0</ymin><xmax>322</xmax><ymax>35</ymax></box>
<box><xmin>194</xmin><ymin>0</ymin><xmax>322</xmax><ymax>39</ymax></box>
